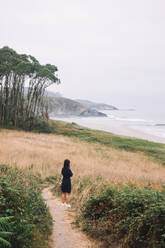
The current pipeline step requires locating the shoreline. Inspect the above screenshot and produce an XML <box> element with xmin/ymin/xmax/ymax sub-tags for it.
<box><xmin>52</xmin><ymin>117</ymin><xmax>165</xmax><ymax>144</ymax></box>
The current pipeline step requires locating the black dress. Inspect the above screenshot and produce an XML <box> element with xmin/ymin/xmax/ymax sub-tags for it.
<box><xmin>61</xmin><ymin>168</ymin><xmax>73</xmax><ymax>193</ymax></box>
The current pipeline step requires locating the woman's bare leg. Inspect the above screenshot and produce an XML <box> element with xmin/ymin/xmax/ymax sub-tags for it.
<box><xmin>61</xmin><ymin>193</ymin><xmax>66</xmax><ymax>203</ymax></box>
<box><xmin>66</xmin><ymin>193</ymin><xmax>70</xmax><ymax>204</ymax></box>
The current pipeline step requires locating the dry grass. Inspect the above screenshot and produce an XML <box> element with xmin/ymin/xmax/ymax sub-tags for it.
<box><xmin>0</xmin><ymin>129</ymin><xmax>165</xmax><ymax>185</ymax></box>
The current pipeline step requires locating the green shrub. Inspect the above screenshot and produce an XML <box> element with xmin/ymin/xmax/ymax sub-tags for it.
<box><xmin>0</xmin><ymin>165</ymin><xmax>52</xmax><ymax>248</ymax></box>
<box><xmin>0</xmin><ymin>216</ymin><xmax>13</xmax><ymax>247</ymax></box>
<box><xmin>46</xmin><ymin>174</ymin><xmax>62</xmax><ymax>196</ymax></box>
<box><xmin>80</xmin><ymin>184</ymin><xmax>165</xmax><ymax>248</ymax></box>
<box><xmin>33</xmin><ymin>120</ymin><xmax>54</xmax><ymax>133</ymax></box>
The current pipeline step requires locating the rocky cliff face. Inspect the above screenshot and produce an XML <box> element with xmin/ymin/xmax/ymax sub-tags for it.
<box><xmin>48</xmin><ymin>97</ymin><xmax>85</xmax><ymax>116</ymax></box>
<box><xmin>76</xmin><ymin>99</ymin><xmax>118</xmax><ymax>110</ymax></box>
<box><xmin>48</xmin><ymin>96</ymin><xmax>117</xmax><ymax>117</ymax></box>
<box><xmin>79</xmin><ymin>109</ymin><xmax>107</xmax><ymax>117</ymax></box>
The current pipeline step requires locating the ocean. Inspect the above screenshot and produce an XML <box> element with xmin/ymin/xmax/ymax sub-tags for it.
<box><xmin>52</xmin><ymin>108</ymin><xmax>165</xmax><ymax>144</ymax></box>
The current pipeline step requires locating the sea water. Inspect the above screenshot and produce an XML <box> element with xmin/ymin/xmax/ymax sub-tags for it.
<box><xmin>51</xmin><ymin>108</ymin><xmax>165</xmax><ymax>143</ymax></box>
<box><xmin>105</xmin><ymin>109</ymin><xmax>165</xmax><ymax>139</ymax></box>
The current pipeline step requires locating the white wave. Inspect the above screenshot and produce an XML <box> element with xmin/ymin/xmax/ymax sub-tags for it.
<box><xmin>112</xmin><ymin>117</ymin><xmax>154</xmax><ymax>123</ymax></box>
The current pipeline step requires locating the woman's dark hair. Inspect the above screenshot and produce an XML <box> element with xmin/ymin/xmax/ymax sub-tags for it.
<box><xmin>64</xmin><ymin>159</ymin><xmax>70</xmax><ymax>169</ymax></box>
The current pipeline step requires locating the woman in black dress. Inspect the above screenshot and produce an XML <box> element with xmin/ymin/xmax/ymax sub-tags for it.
<box><xmin>61</xmin><ymin>159</ymin><xmax>73</xmax><ymax>207</ymax></box>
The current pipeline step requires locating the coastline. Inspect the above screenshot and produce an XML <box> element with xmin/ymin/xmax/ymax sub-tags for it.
<box><xmin>51</xmin><ymin>117</ymin><xmax>165</xmax><ymax>144</ymax></box>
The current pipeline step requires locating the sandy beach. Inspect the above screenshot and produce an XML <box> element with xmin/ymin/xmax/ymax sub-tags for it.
<box><xmin>52</xmin><ymin>117</ymin><xmax>165</xmax><ymax>144</ymax></box>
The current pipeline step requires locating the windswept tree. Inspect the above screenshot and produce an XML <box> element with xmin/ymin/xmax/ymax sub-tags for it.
<box><xmin>0</xmin><ymin>46</ymin><xmax>60</xmax><ymax>129</ymax></box>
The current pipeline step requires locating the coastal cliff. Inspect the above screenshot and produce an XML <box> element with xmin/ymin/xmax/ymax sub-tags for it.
<box><xmin>76</xmin><ymin>99</ymin><xmax>118</xmax><ymax>110</ymax></box>
<box><xmin>48</xmin><ymin>96</ymin><xmax>85</xmax><ymax>116</ymax></box>
<box><xmin>47</xmin><ymin>96</ymin><xmax>117</xmax><ymax>117</ymax></box>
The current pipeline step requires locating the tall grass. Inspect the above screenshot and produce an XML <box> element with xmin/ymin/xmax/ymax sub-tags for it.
<box><xmin>1</xmin><ymin>125</ymin><xmax>165</xmax><ymax>248</ymax></box>
<box><xmin>0</xmin><ymin>129</ymin><xmax>165</xmax><ymax>185</ymax></box>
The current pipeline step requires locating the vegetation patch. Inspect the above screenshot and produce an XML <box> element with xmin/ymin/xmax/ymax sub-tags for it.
<box><xmin>79</xmin><ymin>184</ymin><xmax>165</xmax><ymax>248</ymax></box>
<box><xmin>0</xmin><ymin>164</ymin><xmax>52</xmax><ymax>248</ymax></box>
<box><xmin>49</xmin><ymin>173</ymin><xmax>165</xmax><ymax>248</ymax></box>
<box><xmin>32</xmin><ymin>120</ymin><xmax>55</xmax><ymax>133</ymax></box>
<box><xmin>51</xmin><ymin>120</ymin><xmax>165</xmax><ymax>165</ymax></box>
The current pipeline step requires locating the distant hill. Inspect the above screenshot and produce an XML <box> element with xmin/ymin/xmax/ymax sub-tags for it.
<box><xmin>48</xmin><ymin>96</ymin><xmax>86</xmax><ymax>116</ymax></box>
<box><xmin>47</xmin><ymin>97</ymin><xmax>109</xmax><ymax>117</ymax></box>
<box><xmin>46</xmin><ymin>93</ymin><xmax>118</xmax><ymax>117</ymax></box>
<box><xmin>76</xmin><ymin>99</ymin><xmax>118</xmax><ymax>110</ymax></box>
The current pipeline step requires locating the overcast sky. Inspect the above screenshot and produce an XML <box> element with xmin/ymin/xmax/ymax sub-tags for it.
<box><xmin>1</xmin><ymin>0</ymin><xmax>165</xmax><ymax>109</ymax></box>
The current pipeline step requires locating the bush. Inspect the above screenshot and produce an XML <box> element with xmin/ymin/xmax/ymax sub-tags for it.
<box><xmin>0</xmin><ymin>216</ymin><xmax>13</xmax><ymax>247</ymax></box>
<box><xmin>33</xmin><ymin>120</ymin><xmax>54</xmax><ymax>133</ymax></box>
<box><xmin>0</xmin><ymin>165</ymin><xmax>52</xmax><ymax>248</ymax></box>
<box><xmin>80</xmin><ymin>184</ymin><xmax>165</xmax><ymax>248</ymax></box>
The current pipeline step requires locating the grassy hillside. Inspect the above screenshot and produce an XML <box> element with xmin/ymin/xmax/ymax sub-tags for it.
<box><xmin>0</xmin><ymin>126</ymin><xmax>165</xmax><ymax>185</ymax></box>
<box><xmin>52</xmin><ymin>120</ymin><xmax>165</xmax><ymax>166</ymax></box>
<box><xmin>1</xmin><ymin>122</ymin><xmax>165</xmax><ymax>248</ymax></box>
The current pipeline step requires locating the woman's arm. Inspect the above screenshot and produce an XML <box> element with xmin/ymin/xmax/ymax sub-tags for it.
<box><xmin>69</xmin><ymin>169</ymin><xmax>73</xmax><ymax>177</ymax></box>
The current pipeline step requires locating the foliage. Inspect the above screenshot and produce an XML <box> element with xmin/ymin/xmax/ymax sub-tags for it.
<box><xmin>51</xmin><ymin>120</ymin><xmax>165</xmax><ymax>165</ymax></box>
<box><xmin>0</xmin><ymin>164</ymin><xmax>52</xmax><ymax>248</ymax></box>
<box><xmin>80</xmin><ymin>184</ymin><xmax>165</xmax><ymax>248</ymax></box>
<box><xmin>0</xmin><ymin>216</ymin><xmax>13</xmax><ymax>247</ymax></box>
<box><xmin>45</xmin><ymin>174</ymin><xmax>61</xmax><ymax>185</ymax></box>
<box><xmin>0</xmin><ymin>46</ymin><xmax>60</xmax><ymax>130</ymax></box>
<box><xmin>33</xmin><ymin>120</ymin><xmax>55</xmax><ymax>133</ymax></box>
<box><xmin>50</xmin><ymin>171</ymin><xmax>165</xmax><ymax>248</ymax></box>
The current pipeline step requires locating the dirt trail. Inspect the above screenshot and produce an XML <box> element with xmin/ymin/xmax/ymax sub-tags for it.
<box><xmin>42</xmin><ymin>187</ymin><xmax>98</xmax><ymax>248</ymax></box>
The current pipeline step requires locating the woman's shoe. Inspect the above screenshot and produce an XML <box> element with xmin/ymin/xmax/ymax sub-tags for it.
<box><xmin>66</xmin><ymin>204</ymin><xmax>71</xmax><ymax>208</ymax></box>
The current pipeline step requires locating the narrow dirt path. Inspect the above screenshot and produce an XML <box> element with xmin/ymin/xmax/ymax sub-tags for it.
<box><xmin>42</xmin><ymin>187</ymin><xmax>98</xmax><ymax>248</ymax></box>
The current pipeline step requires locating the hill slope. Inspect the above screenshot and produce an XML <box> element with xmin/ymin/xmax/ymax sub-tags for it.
<box><xmin>48</xmin><ymin>97</ymin><xmax>108</xmax><ymax>117</ymax></box>
<box><xmin>76</xmin><ymin>99</ymin><xmax>118</xmax><ymax>110</ymax></box>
